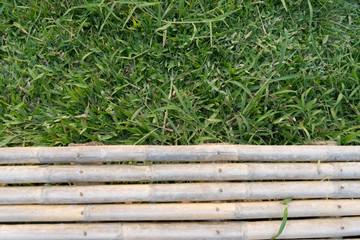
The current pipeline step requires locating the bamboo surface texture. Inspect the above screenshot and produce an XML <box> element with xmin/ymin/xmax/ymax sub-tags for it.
<box><xmin>1</xmin><ymin>145</ymin><xmax>360</xmax><ymax>164</ymax></box>
<box><xmin>0</xmin><ymin>200</ymin><xmax>359</xmax><ymax>222</ymax></box>
<box><xmin>0</xmin><ymin>181</ymin><xmax>359</xmax><ymax>204</ymax></box>
<box><xmin>1</xmin><ymin>145</ymin><xmax>360</xmax><ymax>239</ymax></box>
<box><xmin>0</xmin><ymin>218</ymin><xmax>359</xmax><ymax>240</ymax></box>
<box><xmin>1</xmin><ymin>162</ymin><xmax>359</xmax><ymax>183</ymax></box>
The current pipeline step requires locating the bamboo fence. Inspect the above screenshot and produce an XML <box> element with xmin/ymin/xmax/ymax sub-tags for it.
<box><xmin>1</xmin><ymin>145</ymin><xmax>360</xmax><ymax>239</ymax></box>
<box><xmin>0</xmin><ymin>218</ymin><xmax>359</xmax><ymax>240</ymax></box>
<box><xmin>1</xmin><ymin>162</ymin><xmax>359</xmax><ymax>183</ymax></box>
<box><xmin>0</xmin><ymin>200</ymin><xmax>359</xmax><ymax>222</ymax></box>
<box><xmin>1</xmin><ymin>145</ymin><xmax>360</xmax><ymax>164</ymax></box>
<box><xmin>0</xmin><ymin>181</ymin><xmax>359</xmax><ymax>204</ymax></box>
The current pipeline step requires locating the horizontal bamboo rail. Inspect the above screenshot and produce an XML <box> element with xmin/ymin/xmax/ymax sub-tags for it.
<box><xmin>1</xmin><ymin>145</ymin><xmax>360</xmax><ymax>164</ymax></box>
<box><xmin>0</xmin><ymin>218</ymin><xmax>359</xmax><ymax>240</ymax></box>
<box><xmin>1</xmin><ymin>182</ymin><xmax>359</xmax><ymax>204</ymax></box>
<box><xmin>0</xmin><ymin>162</ymin><xmax>359</xmax><ymax>183</ymax></box>
<box><xmin>0</xmin><ymin>200</ymin><xmax>359</xmax><ymax>222</ymax></box>
<box><xmin>1</xmin><ymin>145</ymin><xmax>359</xmax><ymax>239</ymax></box>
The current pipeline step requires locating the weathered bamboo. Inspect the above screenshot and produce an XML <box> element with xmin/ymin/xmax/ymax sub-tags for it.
<box><xmin>1</xmin><ymin>182</ymin><xmax>359</xmax><ymax>204</ymax></box>
<box><xmin>0</xmin><ymin>218</ymin><xmax>359</xmax><ymax>240</ymax></box>
<box><xmin>0</xmin><ymin>162</ymin><xmax>359</xmax><ymax>183</ymax></box>
<box><xmin>0</xmin><ymin>200</ymin><xmax>359</xmax><ymax>222</ymax></box>
<box><xmin>1</xmin><ymin>145</ymin><xmax>360</xmax><ymax>164</ymax></box>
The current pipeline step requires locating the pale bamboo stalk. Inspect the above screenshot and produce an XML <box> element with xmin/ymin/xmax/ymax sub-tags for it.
<box><xmin>1</xmin><ymin>145</ymin><xmax>360</xmax><ymax>164</ymax></box>
<box><xmin>0</xmin><ymin>162</ymin><xmax>359</xmax><ymax>183</ymax></box>
<box><xmin>245</xmin><ymin>217</ymin><xmax>360</xmax><ymax>240</ymax></box>
<box><xmin>0</xmin><ymin>181</ymin><xmax>359</xmax><ymax>204</ymax></box>
<box><xmin>0</xmin><ymin>200</ymin><xmax>359</xmax><ymax>222</ymax></box>
<box><xmin>74</xmin><ymin>161</ymin><xmax>103</xmax><ymax>186</ymax></box>
<box><xmin>0</xmin><ymin>218</ymin><xmax>360</xmax><ymax>240</ymax></box>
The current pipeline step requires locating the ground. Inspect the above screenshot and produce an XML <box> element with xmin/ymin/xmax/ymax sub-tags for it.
<box><xmin>0</xmin><ymin>0</ymin><xmax>359</xmax><ymax>146</ymax></box>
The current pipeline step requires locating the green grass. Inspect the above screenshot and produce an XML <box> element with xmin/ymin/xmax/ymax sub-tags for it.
<box><xmin>0</xmin><ymin>0</ymin><xmax>359</xmax><ymax>146</ymax></box>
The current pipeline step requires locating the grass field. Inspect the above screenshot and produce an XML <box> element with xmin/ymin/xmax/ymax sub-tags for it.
<box><xmin>0</xmin><ymin>0</ymin><xmax>359</xmax><ymax>146</ymax></box>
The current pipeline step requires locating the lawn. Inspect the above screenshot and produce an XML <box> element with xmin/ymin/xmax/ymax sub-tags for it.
<box><xmin>0</xmin><ymin>0</ymin><xmax>359</xmax><ymax>146</ymax></box>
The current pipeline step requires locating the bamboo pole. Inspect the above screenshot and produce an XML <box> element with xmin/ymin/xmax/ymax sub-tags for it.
<box><xmin>0</xmin><ymin>181</ymin><xmax>359</xmax><ymax>204</ymax></box>
<box><xmin>0</xmin><ymin>200</ymin><xmax>359</xmax><ymax>222</ymax></box>
<box><xmin>1</xmin><ymin>145</ymin><xmax>360</xmax><ymax>164</ymax></box>
<box><xmin>70</xmin><ymin>142</ymin><xmax>104</xmax><ymax>186</ymax></box>
<box><xmin>0</xmin><ymin>218</ymin><xmax>359</xmax><ymax>240</ymax></box>
<box><xmin>0</xmin><ymin>162</ymin><xmax>359</xmax><ymax>183</ymax></box>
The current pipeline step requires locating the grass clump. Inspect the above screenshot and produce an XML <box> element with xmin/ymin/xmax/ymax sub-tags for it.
<box><xmin>0</xmin><ymin>0</ymin><xmax>359</xmax><ymax>146</ymax></box>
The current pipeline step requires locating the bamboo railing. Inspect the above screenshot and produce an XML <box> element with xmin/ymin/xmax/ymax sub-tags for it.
<box><xmin>0</xmin><ymin>144</ymin><xmax>359</xmax><ymax>239</ymax></box>
<box><xmin>1</xmin><ymin>181</ymin><xmax>359</xmax><ymax>204</ymax></box>
<box><xmin>0</xmin><ymin>145</ymin><xmax>359</xmax><ymax>163</ymax></box>
<box><xmin>1</xmin><ymin>162</ymin><xmax>359</xmax><ymax>183</ymax></box>
<box><xmin>0</xmin><ymin>200</ymin><xmax>359</xmax><ymax>222</ymax></box>
<box><xmin>0</xmin><ymin>218</ymin><xmax>360</xmax><ymax>240</ymax></box>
